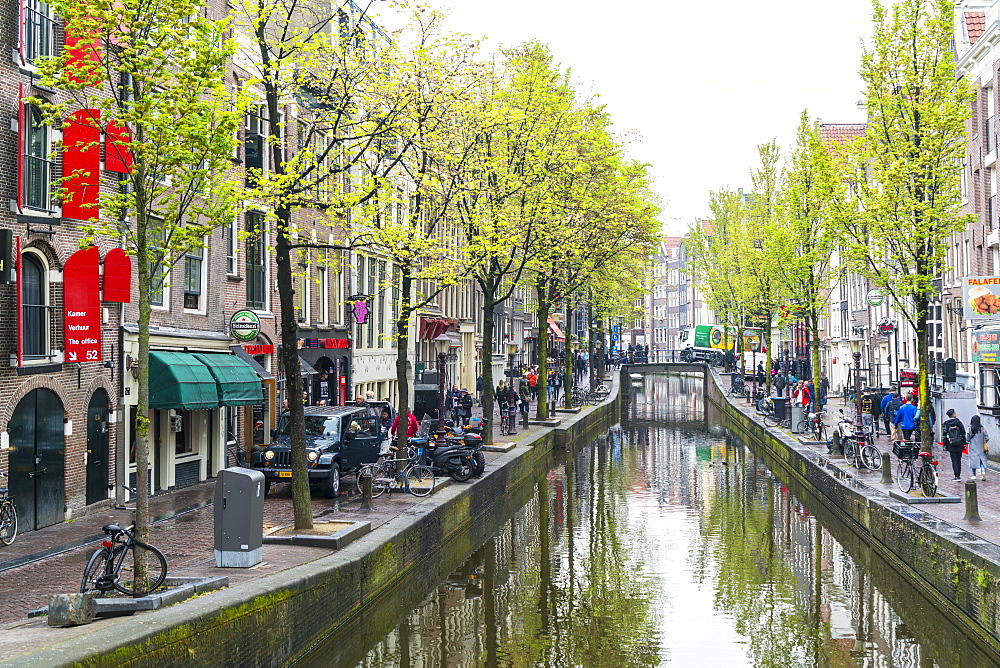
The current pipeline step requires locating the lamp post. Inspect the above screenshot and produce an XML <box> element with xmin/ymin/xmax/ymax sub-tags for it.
<box><xmin>849</xmin><ymin>336</ymin><xmax>865</xmax><ymax>445</ymax></box>
<box><xmin>433</xmin><ymin>333</ymin><xmax>453</xmax><ymax>437</ymax></box>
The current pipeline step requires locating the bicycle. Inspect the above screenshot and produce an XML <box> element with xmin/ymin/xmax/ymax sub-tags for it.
<box><xmin>81</xmin><ymin>486</ymin><xmax>167</xmax><ymax>596</ymax></box>
<box><xmin>499</xmin><ymin>404</ymin><xmax>517</xmax><ymax>435</ymax></box>
<box><xmin>894</xmin><ymin>440</ymin><xmax>938</xmax><ymax>497</ymax></box>
<box><xmin>0</xmin><ymin>471</ymin><xmax>17</xmax><ymax>546</ymax></box>
<box><xmin>355</xmin><ymin>447</ymin><xmax>436</xmax><ymax>498</ymax></box>
<box><xmin>763</xmin><ymin>410</ymin><xmax>791</xmax><ymax>428</ymax></box>
<box><xmin>796</xmin><ymin>411</ymin><xmax>828</xmax><ymax>442</ymax></box>
<box><xmin>756</xmin><ymin>396</ymin><xmax>774</xmax><ymax>416</ymax></box>
<box><xmin>728</xmin><ymin>375</ymin><xmax>747</xmax><ymax>398</ymax></box>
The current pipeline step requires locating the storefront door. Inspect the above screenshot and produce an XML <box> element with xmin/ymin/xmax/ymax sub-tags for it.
<box><xmin>86</xmin><ymin>390</ymin><xmax>110</xmax><ymax>505</ymax></box>
<box><xmin>8</xmin><ymin>389</ymin><xmax>65</xmax><ymax>531</ymax></box>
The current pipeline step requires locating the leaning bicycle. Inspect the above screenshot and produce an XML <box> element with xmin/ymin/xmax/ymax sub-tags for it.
<box><xmin>0</xmin><ymin>471</ymin><xmax>17</xmax><ymax>546</ymax></box>
<box><xmin>796</xmin><ymin>411</ymin><xmax>828</xmax><ymax>442</ymax></box>
<box><xmin>355</xmin><ymin>446</ymin><xmax>436</xmax><ymax>498</ymax></box>
<box><xmin>894</xmin><ymin>440</ymin><xmax>938</xmax><ymax>497</ymax></box>
<box><xmin>81</xmin><ymin>486</ymin><xmax>167</xmax><ymax>596</ymax></box>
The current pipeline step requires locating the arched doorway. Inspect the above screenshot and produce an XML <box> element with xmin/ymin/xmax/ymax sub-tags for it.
<box><xmin>8</xmin><ymin>389</ymin><xmax>65</xmax><ymax>531</ymax></box>
<box><xmin>86</xmin><ymin>390</ymin><xmax>110</xmax><ymax>505</ymax></box>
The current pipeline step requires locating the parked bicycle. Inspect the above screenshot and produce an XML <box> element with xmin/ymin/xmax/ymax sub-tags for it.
<box><xmin>499</xmin><ymin>404</ymin><xmax>518</xmax><ymax>435</ymax></box>
<box><xmin>81</xmin><ymin>486</ymin><xmax>167</xmax><ymax>596</ymax></box>
<box><xmin>728</xmin><ymin>374</ymin><xmax>747</xmax><ymax>398</ymax></box>
<box><xmin>796</xmin><ymin>410</ymin><xmax>828</xmax><ymax>442</ymax></box>
<box><xmin>894</xmin><ymin>440</ymin><xmax>938</xmax><ymax>497</ymax></box>
<box><xmin>354</xmin><ymin>446</ymin><xmax>435</xmax><ymax>498</ymax></box>
<box><xmin>756</xmin><ymin>395</ymin><xmax>774</xmax><ymax>417</ymax></box>
<box><xmin>0</xmin><ymin>471</ymin><xmax>17</xmax><ymax>546</ymax></box>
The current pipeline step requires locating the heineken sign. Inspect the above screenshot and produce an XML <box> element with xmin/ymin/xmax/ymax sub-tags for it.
<box><xmin>229</xmin><ymin>310</ymin><xmax>261</xmax><ymax>342</ymax></box>
<box><xmin>866</xmin><ymin>289</ymin><xmax>885</xmax><ymax>307</ymax></box>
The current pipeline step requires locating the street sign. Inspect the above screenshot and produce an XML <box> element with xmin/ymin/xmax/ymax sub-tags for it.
<box><xmin>610</xmin><ymin>333</ymin><xmax>620</xmax><ymax>342</ymax></box>
<box><xmin>230</xmin><ymin>310</ymin><xmax>262</xmax><ymax>342</ymax></box>
<box><xmin>866</xmin><ymin>289</ymin><xmax>885</xmax><ymax>307</ymax></box>
<box><xmin>63</xmin><ymin>247</ymin><xmax>102</xmax><ymax>363</ymax></box>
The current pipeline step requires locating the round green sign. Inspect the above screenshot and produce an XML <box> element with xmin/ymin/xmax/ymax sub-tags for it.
<box><xmin>229</xmin><ymin>310</ymin><xmax>261</xmax><ymax>342</ymax></box>
<box><xmin>866</xmin><ymin>289</ymin><xmax>885</xmax><ymax>307</ymax></box>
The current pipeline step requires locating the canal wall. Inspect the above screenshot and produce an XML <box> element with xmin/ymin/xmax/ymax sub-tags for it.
<box><xmin>9</xmin><ymin>382</ymin><xmax>621</xmax><ymax>667</ymax></box>
<box><xmin>701</xmin><ymin>368</ymin><xmax>1000</xmax><ymax>658</ymax></box>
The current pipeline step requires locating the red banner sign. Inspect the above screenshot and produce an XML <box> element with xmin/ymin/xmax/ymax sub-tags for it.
<box><xmin>321</xmin><ymin>338</ymin><xmax>350</xmax><ymax>349</ymax></box>
<box><xmin>243</xmin><ymin>344</ymin><xmax>274</xmax><ymax>355</ymax></box>
<box><xmin>64</xmin><ymin>247</ymin><xmax>102</xmax><ymax>362</ymax></box>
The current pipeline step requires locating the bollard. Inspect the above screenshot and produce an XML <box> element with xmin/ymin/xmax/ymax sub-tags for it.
<box><xmin>880</xmin><ymin>452</ymin><xmax>893</xmax><ymax>484</ymax></box>
<box><xmin>831</xmin><ymin>431</ymin><xmax>843</xmax><ymax>456</ymax></box>
<box><xmin>360</xmin><ymin>470</ymin><xmax>375</xmax><ymax>511</ymax></box>
<box><xmin>965</xmin><ymin>480</ymin><xmax>982</xmax><ymax>522</ymax></box>
<box><xmin>522</xmin><ymin>411</ymin><xmax>529</xmax><ymax>429</ymax></box>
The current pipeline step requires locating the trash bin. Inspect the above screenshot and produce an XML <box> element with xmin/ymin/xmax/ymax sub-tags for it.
<box><xmin>771</xmin><ymin>396</ymin><xmax>787</xmax><ymax>422</ymax></box>
<box><xmin>214</xmin><ymin>467</ymin><xmax>265</xmax><ymax>568</ymax></box>
<box><xmin>791</xmin><ymin>403</ymin><xmax>805</xmax><ymax>433</ymax></box>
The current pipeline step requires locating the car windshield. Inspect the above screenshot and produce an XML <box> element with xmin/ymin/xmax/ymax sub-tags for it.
<box><xmin>278</xmin><ymin>415</ymin><xmax>338</xmax><ymax>437</ymax></box>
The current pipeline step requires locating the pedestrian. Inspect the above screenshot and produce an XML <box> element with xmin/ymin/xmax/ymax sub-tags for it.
<box><xmin>495</xmin><ymin>380</ymin><xmax>506</xmax><ymax>406</ymax></box>
<box><xmin>819</xmin><ymin>372</ymin><xmax>829</xmax><ymax>409</ymax></box>
<box><xmin>447</xmin><ymin>384</ymin><xmax>461</xmax><ymax>423</ymax></box>
<box><xmin>475</xmin><ymin>373</ymin><xmax>484</xmax><ymax>406</ymax></box>
<box><xmin>756</xmin><ymin>362</ymin><xmax>765</xmax><ymax>385</ymax></box>
<box><xmin>860</xmin><ymin>390</ymin><xmax>874</xmax><ymax>435</ymax></box>
<box><xmin>317</xmin><ymin>372</ymin><xmax>331</xmax><ymax>405</ymax></box>
<box><xmin>390</xmin><ymin>411</ymin><xmax>419</xmax><ymax>438</ymax></box>
<box><xmin>941</xmin><ymin>409</ymin><xmax>968</xmax><ymax>482</ymax></box>
<box><xmin>518</xmin><ymin>381</ymin><xmax>530</xmax><ymax>417</ymax></box>
<box><xmin>882</xmin><ymin>389</ymin><xmax>901</xmax><ymax>439</ymax></box>
<box><xmin>968</xmin><ymin>414</ymin><xmax>990</xmax><ymax>481</ymax></box>
<box><xmin>459</xmin><ymin>388</ymin><xmax>474</xmax><ymax>424</ymax></box>
<box><xmin>894</xmin><ymin>397</ymin><xmax>918</xmax><ymax>442</ymax></box>
<box><xmin>527</xmin><ymin>370</ymin><xmax>538</xmax><ymax>400</ymax></box>
<box><xmin>868</xmin><ymin>388</ymin><xmax>881</xmax><ymax>436</ymax></box>
<box><xmin>724</xmin><ymin>349</ymin><xmax>735</xmax><ymax>374</ymax></box>
<box><xmin>378</xmin><ymin>407</ymin><xmax>393</xmax><ymax>455</ymax></box>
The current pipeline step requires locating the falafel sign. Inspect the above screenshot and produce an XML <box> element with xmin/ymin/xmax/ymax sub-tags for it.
<box><xmin>963</xmin><ymin>276</ymin><xmax>1000</xmax><ymax>319</ymax></box>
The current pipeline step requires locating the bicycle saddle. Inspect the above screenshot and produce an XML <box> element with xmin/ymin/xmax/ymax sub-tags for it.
<box><xmin>102</xmin><ymin>524</ymin><xmax>122</xmax><ymax>535</ymax></box>
<box><xmin>918</xmin><ymin>452</ymin><xmax>932</xmax><ymax>458</ymax></box>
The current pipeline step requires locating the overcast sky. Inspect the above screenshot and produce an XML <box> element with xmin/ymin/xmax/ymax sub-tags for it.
<box><xmin>374</xmin><ymin>0</ymin><xmax>873</xmax><ymax>237</ymax></box>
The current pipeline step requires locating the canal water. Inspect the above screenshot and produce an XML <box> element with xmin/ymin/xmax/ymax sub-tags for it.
<box><xmin>298</xmin><ymin>373</ymin><xmax>996</xmax><ymax>667</ymax></box>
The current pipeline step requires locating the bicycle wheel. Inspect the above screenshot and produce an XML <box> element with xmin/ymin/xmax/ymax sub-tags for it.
<box><xmin>844</xmin><ymin>439</ymin><xmax>859</xmax><ymax>467</ymax></box>
<box><xmin>814</xmin><ymin>423</ymin><xmax>828</xmax><ymax>443</ymax></box>
<box><xmin>404</xmin><ymin>465</ymin><xmax>436</xmax><ymax>497</ymax></box>
<box><xmin>897</xmin><ymin>461</ymin><xmax>915</xmax><ymax>493</ymax></box>
<box><xmin>81</xmin><ymin>547</ymin><xmax>113</xmax><ymax>596</ymax></box>
<box><xmin>860</xmin><ymin>444</ymin><xmax>882</xmax><ymax>471</ymax></box>
<box><xmin>795</xmin><ymin>420</ymin><xmax>810</xmax><ymax>434</ymax></box>
<box><xmin>0</xmin><ymin>500</ymin><xmax>17</xmax><ymax>546</ymax></box>
<box><xmin>114</xmin><ymin>542</ymin><xmax>167</xmax><ymax>596</ymax></box>
<box><xmin>919</xmin><ymin>464</ymin><xmax>937</xmax><ymax>498</ymax></box>
<box><xmin>763</xmin><ymin>414</ymin><xmax>781</xmax><ymax>427</ymax></box>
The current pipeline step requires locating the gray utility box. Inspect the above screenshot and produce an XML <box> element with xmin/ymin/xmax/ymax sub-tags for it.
<box><xmin>791</xmin><ymin>403</ymin><xmax>805</xmax><ymax>433</ymax></box>
<box><xmin>214</xmin><ymin>467</ymin><xmax>265</xmax><ymax>568</ymax></box>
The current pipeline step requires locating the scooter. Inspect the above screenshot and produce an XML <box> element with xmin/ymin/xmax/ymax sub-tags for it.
<box><xmin>443</xmin><ymin>419</ymin><xmax>487</xmax><ymax>476</ymax></box>
<box><xmin>408</xmin><ymin>435</ymin><xmax>477</xmax><ymax>482</ymax></box>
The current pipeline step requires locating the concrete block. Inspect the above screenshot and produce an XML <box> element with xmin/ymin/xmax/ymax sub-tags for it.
<box><xmin>47</xmin><ymin>592</ymin><xmax>97</xmax><ymax>627</ymax></box>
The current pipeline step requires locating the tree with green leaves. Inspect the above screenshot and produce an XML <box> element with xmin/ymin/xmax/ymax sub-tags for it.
<box><xmin>837</xmin><ymin>0</ymin><xmax>972</xmax><ymax>449</ymax></box>
<box><xmin>777</xmin><ymin>111</ymin><xmax>844</xmax><ymax>388</ymax></box>
<box><xmin>36</xmin><ymin>0</ymin><xmax>243</xmax><ymax>593</ymax></box>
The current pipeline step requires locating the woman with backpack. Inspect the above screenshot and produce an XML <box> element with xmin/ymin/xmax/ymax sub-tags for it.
<box><xmin>941</xmin><ymin>409</ymin><xmax>967</xmax><ymax>482</ymax></box>
<box><xmin>968</xmin><ymin>414</ymin><xmax>990</xmax><ymax>482</ymax></box>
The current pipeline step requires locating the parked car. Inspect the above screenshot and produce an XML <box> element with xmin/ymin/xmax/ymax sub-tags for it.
<box><xmin>251</xmin><ymin>406</ymin><xmax>382</xmax><ymax>498</ymax></box>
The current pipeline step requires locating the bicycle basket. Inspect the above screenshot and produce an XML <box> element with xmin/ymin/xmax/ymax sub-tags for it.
<box><xmin>893</xmin><ymin>442</ymin><xmax>920</xmax><ymax>460</ymax></box>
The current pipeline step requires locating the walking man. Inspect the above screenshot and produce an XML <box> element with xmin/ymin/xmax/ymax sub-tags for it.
<box><xmin>893</xmin><ymin>396</ymin><xmax>918</xmax><ymax>441</ymax></box>
<box><xmin>942</xmin><ymin>409</ymin><xmax>967</xmax><ymax>482</ymax></box>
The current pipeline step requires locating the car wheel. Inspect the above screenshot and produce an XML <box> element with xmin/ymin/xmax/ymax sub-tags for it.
<box><xmin>324</xmin><ymin>466</ymin><xmax>341</xmax><ymax>499</ymax></box>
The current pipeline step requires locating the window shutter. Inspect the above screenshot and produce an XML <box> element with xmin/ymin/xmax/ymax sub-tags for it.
<box><xmin>62</xmin><ymin>109</ymin><xmax>101</xmax><ymax>221</ymax></box>
<box><xmin>102</xmin><ymin>247</ymin><xmax>131</xmax><ymax>303</ymax></box>
<box><xmin>64</xmin><ymin>18</ymin><xmax>103</xmax><ymax>86</ymax></box>
<box><xmin>16</xmin><ymin>85</ymin><xmax>24</xmax><ymax>213</ymax></box>
<box><xmin>104</xmin><ymin>121</ymin><xmax>132</xmax><ymax>173</ymax></box>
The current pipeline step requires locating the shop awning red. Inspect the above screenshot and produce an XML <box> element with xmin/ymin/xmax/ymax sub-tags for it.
<box><xmin>547</xmin><ymin>317</ymin><xmax>565</xmax><ymax>342</ymax></box>
<box><xmin>419</xmin><ymin>317</ymin><xmax>450</xmax><ymax>340</ymax></box>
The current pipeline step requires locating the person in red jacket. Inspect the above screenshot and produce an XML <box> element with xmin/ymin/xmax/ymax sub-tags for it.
<box><xmin>390</xmin><ymin>411</ymin><xmax>419</xmax><ymax>438</ymax></box>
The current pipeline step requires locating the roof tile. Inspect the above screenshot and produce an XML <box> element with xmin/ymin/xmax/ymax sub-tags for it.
<box><xmin>967</xmin><ymin>11</ymin><xmax>986</xmax><ymax>44</ymax></box>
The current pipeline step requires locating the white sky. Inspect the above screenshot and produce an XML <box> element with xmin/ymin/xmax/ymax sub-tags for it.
<box><xmin>372</xmin><ymin>0</ymin><xmax>873</xmax><ymax>237</ymax></box>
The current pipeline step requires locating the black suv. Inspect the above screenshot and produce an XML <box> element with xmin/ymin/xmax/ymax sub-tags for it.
<box><xmin>251</xmin><ymin>406</ymin><xmax>382</xmax><ymax>497</ymax></box>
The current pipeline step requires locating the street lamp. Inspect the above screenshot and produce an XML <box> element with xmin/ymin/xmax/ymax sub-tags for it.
<box><xmin>433</xmin><ymin>333</ymin><xmax>452</xmax><ymax>436</ymax></box>
<box><xmin>848</xmin><ymin>336</ymin><xmax>865</xmax><ymax>445</ymax></box>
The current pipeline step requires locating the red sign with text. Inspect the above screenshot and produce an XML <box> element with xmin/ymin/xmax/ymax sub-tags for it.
<box><xmin>64</xmin><ymin>247</ymin><xmax>102</xmax><ymax>362</ymax></box>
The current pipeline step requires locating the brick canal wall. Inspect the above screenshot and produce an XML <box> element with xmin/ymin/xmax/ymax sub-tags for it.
<box><xmin>11</xmin><ymin>381</ymin><xmax>621</xmax><ymax>667</ymax></box>
<box><xmin>700</xmin><ymin>368</ymin><xmax>1000</xmax><ymax>659</ymax></box>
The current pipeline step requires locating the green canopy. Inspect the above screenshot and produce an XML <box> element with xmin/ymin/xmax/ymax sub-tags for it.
<box><xmin>193</xmin><ymin>353</ymin><xmax>263</xmax><ymax>407</ymax></box>
<box><xmin>148</xmin><ymin>352</ymin><xmax>221</xmax><ymax>411</ymax></box>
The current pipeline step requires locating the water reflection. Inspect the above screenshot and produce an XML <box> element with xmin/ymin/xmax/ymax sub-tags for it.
<box><xmin>316</xmin><ymin>374</ymin><xmax>994</xmax><ymax>667</ymax></box>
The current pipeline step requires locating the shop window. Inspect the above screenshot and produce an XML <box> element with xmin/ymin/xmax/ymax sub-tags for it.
<box><xmin>21</xmin><ymin>251</ymin><xmax>50</xmax><ymax>359</ymax></box>
<box><xmin>175</xmin><ymin>411</ymin><xmax>194</xmax><ymax>455</ymax></box>
<box><xmin>22</xmin><ymin>104</ymin><xmax>54</xmax><ymax>212</ymax></box>
<box><xmin>246</xmin><ymin>211</ymin><xmax>266</xmax><ymax>309</ymax></box>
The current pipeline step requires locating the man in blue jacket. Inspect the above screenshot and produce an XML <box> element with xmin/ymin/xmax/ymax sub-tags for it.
<box><xmin>880</xmin><ymin>390</ymin><xmax>898</xmax><ymax>437</ymax></box>
<box><xmin>894</xmin><ymin>396</ymin><xmax>919</xmax><ymax>441</ymax></box>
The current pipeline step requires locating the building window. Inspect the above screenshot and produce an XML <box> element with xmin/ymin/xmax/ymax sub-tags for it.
<box><xmin>149</xmin><ymin>222</ymin><xmax>168</xmax><ymax>308</ymax></box>
<box><xmin>246</xmin><ymin>211</ymin><xmax>266</xmax><ymax>310</ymax></box>
<box><xmin>226</xmin><ymin>218</ymin><xmax>237</xmax><ymax>275</ymax></box>
<box><xmin>21</xmin><ymin>251</ymin><xmax>49</xmax><ymax>359</ymax></box>
<box><xmin>296</xmin><ymin>258</ymin><xmax>310</xmax><ymax>323</ymax></box>
<box><xmin>22</xmin><ymin>0</ymin><xmax>55</xmax><ymax>64</ymax></box>
<box><xmin>318</xmin><ymin>253</ymin><xmax>329</xmax><ymax>325</ymax></box>
<box><xmin>23</xmin><ymin>104</ymin><xmax>53</xmax><ymax>212</ymax></box>
<box><xmin>244</xmin><ymin>105</ymin><xmax>266</xmax><ymax>186</ymax></box>
<box><xmin>355</xmin><ymin>255</ymin><xmax>365</xmax><ymax>346</ymax></box>
<box><xmin>184</xmin><ymin>243</ymin><xmax>204</xmax><ymax>310</ymax></box>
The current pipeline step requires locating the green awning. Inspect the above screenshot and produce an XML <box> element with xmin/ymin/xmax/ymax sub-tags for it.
<box><xmin>193</xmin><ymin>353</ymin><xmax>263</xmax><ymax>407</ymax></box>
<box><xmin>148</xmin><ymin>352</ymin><xmax>221</xmax><ymax>411</ymax></box>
